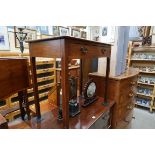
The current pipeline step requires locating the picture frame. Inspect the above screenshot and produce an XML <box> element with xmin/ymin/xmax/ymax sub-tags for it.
<box><xmin>59</xmin><ymin>26</ymin><xmax>69</xmax><ymax>36</ymax></box>
<box><xmin>102</xmin><ymin>27</ymin><xmax>108</xmax><ymax>36</ymax></box>
<box><xmin>26</xmin><ymin>26</ymin><xmax>37</xmax><ymax>31</ymax></box>
<box><xmin>0</xmin><ymin>26</ymin><xmax>10</xmax><ymax>50</ymax></box>
<box><xmin>14</xmin><ymin>27</ymin><xmax>37</xmax><ymax>49</ymax></box>
<box><xmin>71</xmin><ymin>29</ymin><xmax>81</xmax><ymax>38</ymax></box>
<box><xmin>36</xmin><ymin>26</ymin><xmax>49</xmax><ymax>34</ymax></box>
<box><xmin>81</xmin><ymin>31</ymin><xmax>87</xmax><ymax>39</ymax></box>
<box><xmin>48</xmin><ymin>26</ymin><xmax>59</xmax><ymax>36</ymax></box>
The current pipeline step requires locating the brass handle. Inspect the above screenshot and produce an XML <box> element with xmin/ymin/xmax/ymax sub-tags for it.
<box><xmin>124</xmin><ymin>119</ymin><xmax>130</xmax><ymax>123</ymax></box>
<box><xmin>129</xmin><ymin>93</ymin><xmax>134</xmax><ymax>97</ymax></box>
<box><xmin>80</xmin><ymin>47</ymin><xmax>88</xmax><ymax>54</ymax></box>
<box><xmin>101</xmin><ymin>49</ymin><xmax>106</xmax><ymax>54</ymax></box>
<box><xmin>130</xmin><ymin>81</ymin><xmax>136</xmax><ymax>85</ymax></box>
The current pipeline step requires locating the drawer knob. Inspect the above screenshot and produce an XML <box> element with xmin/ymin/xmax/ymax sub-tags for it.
<box><xmin>101</xmin><ymin>49</ymin><xmax>106</xmax><ymax>54</ymax></box>
<box><xmin>80</xmin><ymin>47</ymin><xmax>88</xmax><ymax>54</ymax></box>
<box><xmin>130</xmin><ymin>81</ymin><xmax>136</xmax><ymax>85</ymax></box>
<box><xmin>129</xmin><ymin>93</ymin><xmax>134</xmax><ymax>97</ymax></box>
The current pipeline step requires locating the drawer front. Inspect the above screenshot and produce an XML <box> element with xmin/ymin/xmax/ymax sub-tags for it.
<box><xmin>116</xmin><ymin>109</ymin><xmax>133</xmax><ymax>129</ymax></box>
<box><xmin>90</xmin><ymin>110</ymin><xmax>111</xmax><ymax>129</ymax></box>
<box><xmin>68</xmin><ymin>43</ymin><xmax>111</xmax><ymax>59</ymax></box>
<box><xmin>120</xmin><ymin>76</ymin><xmax>138</xmax><ymax>91</ymax></box>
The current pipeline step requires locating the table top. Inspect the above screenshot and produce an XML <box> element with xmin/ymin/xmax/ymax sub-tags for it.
<box><xmin>89</xmin><ymin>68</ymin><xmax>139</xmax><ymax>80</ymax></box>
<box><xmin>27</xmin><ymin>36</ymin><xmax>112</xmax><ymax>46</ymax></box>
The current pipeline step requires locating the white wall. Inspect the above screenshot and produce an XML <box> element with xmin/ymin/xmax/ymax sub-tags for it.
<box><xmin>98</xmin><ymin>26</ymin><xmax>130</xmax><ymax>76</ymax></box>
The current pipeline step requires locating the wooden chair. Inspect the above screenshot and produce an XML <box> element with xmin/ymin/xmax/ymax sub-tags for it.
<box><xmin>0</xmin><ymin>58</ymin><xmax>30</xmax><ymax>129</ymax></box>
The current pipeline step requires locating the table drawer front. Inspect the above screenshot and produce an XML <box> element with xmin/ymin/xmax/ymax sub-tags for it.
<box><xmin>68</xmin><ymin>43</ymin><xmax>111</xmax><ymax>58</ymax></box>
<box><xmin>90</xmin><ymin>110</ymin><xmax>111</xmax><ymax>129</ymax></box>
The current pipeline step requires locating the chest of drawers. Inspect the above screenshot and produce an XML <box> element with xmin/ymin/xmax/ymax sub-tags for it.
<box><xmin>89</xmin><ymin>68</ymin><xmax>139</xmax><ymax>128</ymax></box>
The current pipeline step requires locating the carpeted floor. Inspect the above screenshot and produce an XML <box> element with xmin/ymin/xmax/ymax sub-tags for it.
<box><xmin>130</xmin><ymin>107</ymin><xmax>155</xmax><ymax>129</ymax></box>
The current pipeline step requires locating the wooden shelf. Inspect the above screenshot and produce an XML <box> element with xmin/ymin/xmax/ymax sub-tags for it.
<box><xmin>127</xmin><ymin>43</ymin><xmax>155</xmax><ymax>112</ymax></box>
<box><xmin>136</xmin><ymin>93</ymin><xmax>153</xmax><ymax>98</ymax></box>
<box><xmin>139</xmin><ymin>71</ymin><xmax>155</xmax><ymax>74</ymax></box>
<box><xmin>131</xmin><ymin>59</ymin><xmax>155</xmax><ymax>62</ymax></box>
<box><xmin>138</xmin><ymin>82</ymin><xmax>154</xmax><ymax>86</ymax></box>
<box><xmin>36</xmin><ymin>68</ymin><xmax>55</xmax><ymax>74</ymax></box>
<box><xmin>135</xmin><ymin>103</ymin><xmax>150</xmax><ymax>108</ymax></box>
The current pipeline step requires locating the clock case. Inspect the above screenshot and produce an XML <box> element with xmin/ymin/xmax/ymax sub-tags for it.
<box><xmin>82</xmin><ymin>79</ymin><xmax>98</xmax><ymax>107</ymax></box>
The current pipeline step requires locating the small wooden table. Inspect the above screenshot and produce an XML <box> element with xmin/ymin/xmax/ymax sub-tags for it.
<box><xmin>28</xmin><ymin>36</ymin><xmax>113</xmax><ymax>128</ymax></box>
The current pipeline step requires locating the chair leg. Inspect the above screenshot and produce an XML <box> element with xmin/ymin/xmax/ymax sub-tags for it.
<box><xmin>18</xmin><ymin>91</ymin><xmax>26</xmax><ymax>120</ymax></box>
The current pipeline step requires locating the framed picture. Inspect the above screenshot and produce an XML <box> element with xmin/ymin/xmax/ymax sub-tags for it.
<box><xmin>48</xmin><ymin>26</ymin><xmax>59</xmax><ymax>36</ymax></box>
<box><xmin>36</xmin><ymin>26</ymin><xmax>49</xmax><ymax>34</ymax></box>
<box><xmin>59</xmin><ymin>26</ymin><xmax>69</xmax><ymax>36</ymax></box>
<box><xmin>14</xmin><ymin>27</ymin><xmax>37</xmax><ymax>48</ymax></box>
<box><xmin>7</xmin><ymin>26</ymin><xmax>14</xmax><ymax>32</ymax></box>
<box><xmin>0</xmin><ymin>26</ymin><xmax>10</xmax><ymax>50</ymax></box>
<box><xmin>81</xmin><ymin>31</ymin><xmax>87</xmax><ymax>39</ymax></box>
<box><xmin>102</xmin><ymin>27</ymin><xmax>108</xmax><ymax>36</ymax></box>
<box><xmin>71</xmin><ymin>29</ymin><xmax>81</xmax><ymax>38</ymax></box>
<box><xmin>26</xmin><ymin>26</ymin><xmax>37</xmax><ymax>31</ymax></box>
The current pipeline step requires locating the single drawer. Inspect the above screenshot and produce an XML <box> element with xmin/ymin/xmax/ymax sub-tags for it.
<box><xmin>90</xmin><ymin>110</ymin><xmax>111</xmax><ymax>129</ymax></box>
<box><xmin>68</xmin><ymin>43</ymin><xmax>111</xmax><ymax>59</ymax></box>
<box><xmin>120</xmin><ymin>76</ymin><xmax>138</xmax><ymax>91</ymax></box>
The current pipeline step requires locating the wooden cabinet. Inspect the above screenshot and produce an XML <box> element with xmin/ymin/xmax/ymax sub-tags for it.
<box><xmin>89</xmin><ymin>68</ymin><xmax>139</xmax><ymax>129</ymax></box>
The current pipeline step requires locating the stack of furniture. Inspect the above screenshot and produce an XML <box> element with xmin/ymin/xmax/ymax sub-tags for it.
<box><xmin>89</xmin><ymin>68</ymin><xmax>139</xmax><ymax>129</ymax></box>
<box><xmin>127</xmin><ymin>42</ymin><xmax>155</xmax><ymax>112</ymax></box>
<box><xmin>0</xmin><ymin>52</ymin><xmax>56</xmax><ymax>121</ymax></box>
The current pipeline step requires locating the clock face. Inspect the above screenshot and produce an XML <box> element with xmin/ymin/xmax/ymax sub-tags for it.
<box><xmin>86</xmin><ymin>82</ymin><xmax>96</xmax><ymax>98</ymax></box>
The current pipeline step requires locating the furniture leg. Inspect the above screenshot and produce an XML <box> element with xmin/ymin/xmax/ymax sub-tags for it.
<box><xmin>61</xmin><ymin>40</ymin><xmax>69</xmax><ymax>128</ymax></box>
<box><xmin>104</xmin><ymin>57</ymin><xmax>110</xmax><ymax>105</ymax></box>
<box><xmin>24</xmin><ymin>89</ymin><xmax>30</xmax><ymax>120</ymax></box>
<box><xmin>18</xmin><ymin>91</ymin><xmax>26</xmax><ymax>120</ymax></box>
<box><xmin>30</xmin><ymin>57</ymin><xmax>41</xmax><ymax>121</ymax></box>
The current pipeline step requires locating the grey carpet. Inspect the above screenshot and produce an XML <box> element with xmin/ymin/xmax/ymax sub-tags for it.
<box><xmin>130</xmin><ymin>107</ymin><xmax>155</xmax><ymax>129</ymax></box>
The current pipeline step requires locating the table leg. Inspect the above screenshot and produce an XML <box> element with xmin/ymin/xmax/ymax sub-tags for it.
<box><xmin>61</xmin><ymin>40</ymin><xmax>69</xmax><ymax>129</ymax></box>
<box><xmin>103</xmin><ymin>57</ymin><xmax>110</xmax><ymax>105</ymax></box>
<box><xmin>30</xmin><ymin>57</ymin><xmax>41</xmax><ymax>121</ymax></box>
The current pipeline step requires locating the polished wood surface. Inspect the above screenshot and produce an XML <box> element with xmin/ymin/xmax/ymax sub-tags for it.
<box><xmin>28</xmin><ymin>36</ymin><xmax>112</xmax><ymax>128</ymax></box>
<box><xmin>9</xmin><ymin>97</ymin><xmax>114</xmax><ymax>129</ymax></box>
<box><xmin>89</xmin><ymin>68</ymin><xmax>139</xmax><ymax>128</ymax></box>
<box><xmin>0</xmin><ymin>58</ymin><xmax>30</xmax><ymax>99</ymax></box>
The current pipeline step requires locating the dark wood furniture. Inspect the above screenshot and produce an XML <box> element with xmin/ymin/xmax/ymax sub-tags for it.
<box><xmin>89</xmin><ymin>68</ymin><xmax>139</xmax><ymax>128</ymax></box>
<box><xmin>0</xmin><ymin>58</ymin><xmax>30</xmax><ymax>128</ymax></box>
<box><xmin>9</xmin><ymin>97</ymin><xmax>114</xmax><ymax>129</ymax></box>
<box><xmin>28</xmin><ymin>36</ymin><xmax>113</xmax><ymax>129</ymax></box>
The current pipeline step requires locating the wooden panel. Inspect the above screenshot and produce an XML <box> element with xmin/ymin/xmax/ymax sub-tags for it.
<box><xmin>29</xmin><ymin>40</ymin><xmax>61</xmax><ymax>58</ymax></box>
<box><xmin>0</xmin><ymin>58</ymin><xmax>30</xmax><ymax>100</ymax></box>
<box><xmin>68</xmin><ymin>43</ymin><xmax>111</xmax><ymax>59</ymax></box>
<box><xmin>0</xmin><ymin>113</ymin><xmax>8</xmax><ymax>129</ymax></box>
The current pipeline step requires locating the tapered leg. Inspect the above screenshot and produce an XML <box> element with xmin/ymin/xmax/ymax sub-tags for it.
<box><xmin>30</xmin><ymin>57</ymin><xmax>41</xmax><ymax>120</ymax></box>
<box><xmin>104</xmin><ymin>57</ymin><xmax>110</xmax><ymax>105</ymax></box>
